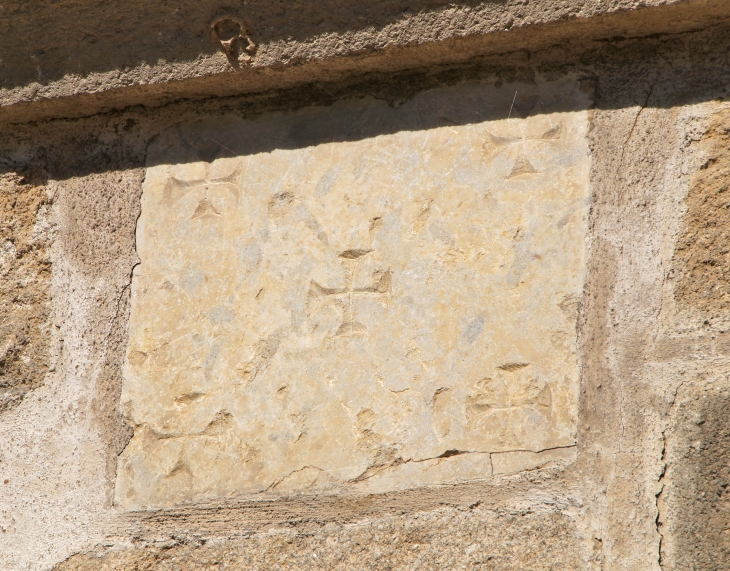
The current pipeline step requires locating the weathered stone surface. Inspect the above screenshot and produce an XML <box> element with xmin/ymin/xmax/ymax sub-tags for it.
<box><xmin>3</xmin><ymin>19</ymin><xmax>730</xmax><ymax>570</ymax></box>
<box><xmin>658</xmin><ymin>103</ymin><xmax>730</xmax><ymax>571</ymax></box>
<box><xmin>673</xmin><ymin>105</ymin><xmax>730</xmax><ymax>328</ymax></box>
<box><xmin>56</xmin><ymin>508</ymin><xmax>583</xmax><ymax>571</ymax></box>
<box><xmin>0</xmin><ymin>173</ymin><xmax>53</xmax><ymax>413</ymax></box>
<box><xmin>116</xmin><ymin>78</ymin><xmax>590</xmax><ymax>509</ymax></box>
<box><xmin>659</xmin><ymin>377</ymin><xmax>730</xmax><ymax>571</ymax></box>
<box><xmin>4</xmin><ymin>0</ymin><xmax>730</xmax><ymax>126</ymax></box>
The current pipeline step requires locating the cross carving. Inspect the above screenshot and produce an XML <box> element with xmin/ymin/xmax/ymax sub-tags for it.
<box><xmin>309</xmin><ymin>249</ymin><xmax>391</xmax><ymax>337</ymax></box>
<box><xmin>484</xmin><ymin>121</ymin><xmax>562</xmax><ymax>179</ymax></box>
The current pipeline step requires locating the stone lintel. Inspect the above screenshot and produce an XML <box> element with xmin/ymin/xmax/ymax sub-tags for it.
<box><xmin>3</xmin><ymin>0</ymin><xmax>730</xmax><ymax>125</ymax></box>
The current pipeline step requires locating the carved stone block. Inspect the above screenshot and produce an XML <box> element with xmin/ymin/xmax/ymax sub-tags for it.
<box><xmin>116</xmin><ymin>78</ymin><xmax>591</xmax><ymax>509</ymax></box>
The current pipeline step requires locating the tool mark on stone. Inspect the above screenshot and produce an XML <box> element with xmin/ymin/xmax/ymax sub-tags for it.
<box><xmin>268</xmin><ymin>191</ymin><xmax>328</xmax><ymax>245</ymax></box>
<box><xmin>309</xmin><ymin>249</ymin><xmax>391</xmax><ymax>337</ymax></box>
<box><xmin>487</xmin><ymin>132</ymin><xmax>520</xmax><ymax>147</ymax></box>
<box><xmin>466</xmin><ymin>365</ymin><xmax>552</xmax><ymax>447</ymax></box>
<box><xmin>267</xmin><ymin>465</ymin><xmax>333</xmax><ymax>492</ymax></box>
<box><xmin>541</xmin><ymin>123</ymin><xmax>563</xmax><ymax>140</ymax></box>
<box><xmin>482</xmin><ymin>133</ymin><xmax>519</xmax><ymax>160</ymax></box>
<box><xmin>340</xmin><ymin>249</ymin><xmax>372</xmax><ymax>260</ymax></box>
<box><xmin>165</xmin><ymin>457</ymin><xmax>193</xmax><ymax>479</ymax></box>
<box><xmin>498</xmin><ymin>362</ymin><xmax>529</xmax><ymax>372</ymax></box>
<box><xmin>467</xmin><ymin>379</ymin><xmax>550</xmax><ymax>413</ymax></box>
<box><xmin>558</xmin><ymin>293</ymin><xmax>581</xmax><ymax>319</ymax></box>
<box><xmin>237</xmin><ymin>331</ymin><xmax>283</xmax><ymax>384</ymax></box>
<box><xmin>410</xmin><ymin>199</ymin><xmax>433</xmax><ymax>235</ymax></box>
<box><xmin>174</xmin><ymin>391</ymin><xmax>205</xmax><ymax>404</ymax></box>
<box><xmin>369</xmin><ymin>216</ymin><xmax>383</xmax><ymax>236</ymax></box>
<box><xmin>163</xmin><ymin>169</ymin><xmax>241</xmax><ymax>211</ymax></box>
<box><xmin>127</xmin><ymin>350</ymin><xmax>148</xmax><ymax>367</ymax></box>
<box><xmin>483</xmin><ymin>122</ymin><xmax>565</xmax><ymax>178</ymax></box>
<box><xmin>191</xmin><ymin>197</ymin><xmax>221</xmax><ymax>220</ymax></box>
<box><xmin>431</xmin><ymin>388</ymin><xmax>453</xmax><ymax>437</ymax></box>
<box><xmin>507</xmin><ymin>153</ymin><xmax>539</xmax><ymax>179</ymax></box>
<box><xmin>202</xmin><ymin>410</ymin><xmax>234</xmax><ymax>436</ymax></box>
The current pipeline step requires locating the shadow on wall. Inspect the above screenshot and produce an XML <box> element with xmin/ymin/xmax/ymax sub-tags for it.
<box><xmin>1</xmin><ymin>0</ymin><xmax>491</xmax><ymax>90</ymax></box>
<box><xmin>146</xmin><ymin>75</ymin><xmax>591</xmax><ymax>169</ymax></box>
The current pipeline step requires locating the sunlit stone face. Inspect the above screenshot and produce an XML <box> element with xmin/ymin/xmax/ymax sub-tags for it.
<box><xmin>116</xmin><ymin>78</ymin><xmax>591</xmax><ymax>510</ymax></box>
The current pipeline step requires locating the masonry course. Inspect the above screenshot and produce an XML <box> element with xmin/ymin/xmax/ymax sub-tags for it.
<box><xmin>1</xmin><ymin>3</ymin><xmax>729</xmax><ymax>570</ymax></box>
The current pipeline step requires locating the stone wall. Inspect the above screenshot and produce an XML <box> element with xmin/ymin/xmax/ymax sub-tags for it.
<box><xmin>1</xmin><ymin>3</ymin><xmax>730</xmax><ymax>570</ymax></box>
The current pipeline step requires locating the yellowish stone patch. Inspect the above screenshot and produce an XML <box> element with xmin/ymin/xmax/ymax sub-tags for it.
<box><xmin>116</xmin><ymin>78</ymin><xmax>591</xmax><ymax>509</ymax></box>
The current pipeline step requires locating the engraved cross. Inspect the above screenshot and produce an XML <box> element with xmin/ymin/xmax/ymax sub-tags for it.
<box><xmin>309</xmin><ymin>249</ymin><xmax>391</xmax><ymax>337</ymax></box>
<box><xmin>484</xmin><ymin>121</ymin><xmax>562</xmax><ymax>179</ymax></box>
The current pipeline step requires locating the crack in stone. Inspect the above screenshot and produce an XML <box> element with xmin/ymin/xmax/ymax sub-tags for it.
<box><xmin>655</xmin><ymin>378</ymin><xmax>688</xmax><ymax>570</ymax></box>
<box><xmin>617</xmin><ymin>79</ymin><xmax>657</xmax><ymax>176</ymax></box>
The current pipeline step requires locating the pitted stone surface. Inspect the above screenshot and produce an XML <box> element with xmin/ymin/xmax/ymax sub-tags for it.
<box><xmin>0</xmin><ymin>173</ymin><xmax>53</xmax><ymax>414</ymax></box>
<box><xmin>116</xmin><ymin>78</ymin><xmax>591</xmax><ymax>509</ymax></box>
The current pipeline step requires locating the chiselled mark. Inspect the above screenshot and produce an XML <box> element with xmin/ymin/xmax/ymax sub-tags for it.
<box><xmin>165</xmin><ymin>457</ymin><xmax>193</xmax><ymax>479</ymax></box>
<box><xmin>558</xmin><ymin>293</ymin><xmax>581</xmax><ymax>318</ymax></box>
<box><xmin>353</xmin><ymin>409</ymin><xmax>402</xmax><ymax>480</ymax></box>
<box><xmin>369</xmin><ymin>217</ymin><xmax>383</xmax><ymax>236</ymax></box>
<box><xmin>483</xmin><ymin>122</ymin><xmax>563</xmax><ymax>171</ymax></box>
<box><xmin>466</xmin><ymin>363</ymin><xmax>552</xmax><ymax>447</ymax></box>
<box><xmin>268</xmin><ymin>191</ymin><xmax>328</xmax><ymax>245</ymax></box>
<box><xmin>268</xmin><ymin>190</ymin><xmax>294</xmax><ymax>214</ymax></box>
<box><xmin>309</xmin><ymin>250</ymin><xmax>391</xmax><ymax>337</ymax></box>
<box><xmin>240</xmin><ymin>443</ymin><xmax>260</xmax><ymax>463</ymax></box>
<box><xmin>507</xmin><ymin>153</ymin><xmax>538</xmax><ymax>179</ymax></box>
<box><xmin>211</xmin><ymin>169</ymin><xmax>242</xmax><ymax>201</ymax></box>
<box><xmin>340</xmin><ymin>249</ymin><xmax>372</xmax><ymax>260</ymax></box>
<box><xmin>191</xmin><ymin>197</ymin><xmax>221</xmax><ymax>220</ymax></box>
<box><xmin>431</xmin><ymin>388</ymin><xmax>452</xmax><ymax>437</ymax></box>
<box><xmin>354</xmin><ymin>408</ymin><xmax>386</xmax><ymax>456</ymax></box>
<box><xmin>333</xmin><ymin>319</ymin><xmax>367</xmax><ymax>337</ymax></box>
<box><xmin>389</xmin><ymin>387</ymin><xmax>409</xmax><ymax>394</ymax></box>
<box><xmin>410</xmin><ymin>199</ymin><xmax>432</xmax><ymax>235</ymax></box>
<box><xmin>486</xmin><ymin>132</ymin><xmax>520</xmax><ymax>147</ymax></box>
<box><xmin>541</xmin><ymin>122</ymin><xmax>563</xmax><ymax>140</ymax></box>
<box><xmin>467</xmin><ymin>374</ymin><xmax>551</xmax><ymax>414</ymax></box>
<box><xmin>163</xmin><ymin>168</ymin><xmax>241</xmax><ymax>207</ymax></box>
<box><xmin>174</xmin><ymin>391</ymin><xmax>205</xmax><ymax>404</ymax></box>
<box><xmin>202</xmin><ymin>410</ymin><xmax>233</xmax><ymax>436</ymax></box>
<box><xmin>127</xmin><ymin>350</ymin><xmax>148</xmax><ymax>367</ymax></box>
<box><xmin>355</xmin><ymin>269</ymin><xmax>392</xmax><ymax>294</ymax></box>
<box><xmin>482</xmin><ymin>132</ymin><xmax>520</xmax><ymax>160</ymax></box>
<box><xmin>434</xmin><ymin>449</ymin><xmax>466</xmax><ymax>459</ymax></box>
<box><xmin>236</xmin><ymin>331</ymin><xmax>283</xmax><ymax>384</ymax></box>
<box><xmin>162</xmin><ymin>177</ymin><xmax>199</xmax><ymax>206</ymax></box>
<box><xmin>132</xmin><ymin>423</ymin><xmax>183</xmax><ymax>441</ymax></box>
<box><xmin>498</xmin><ymin>362</ymin><xmax>529</xmax><ymax>372</ymax></box>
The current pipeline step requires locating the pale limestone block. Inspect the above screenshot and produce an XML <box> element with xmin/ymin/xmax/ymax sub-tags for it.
<box><xmin>350</xmin><ymin>452</ymin><xmax>493</xmax><ymax>495</ymax></box>
<box><xmin>116</xmin><ymin>78</ymin><xmax>591</xmax><ymax>509</ymax></box>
